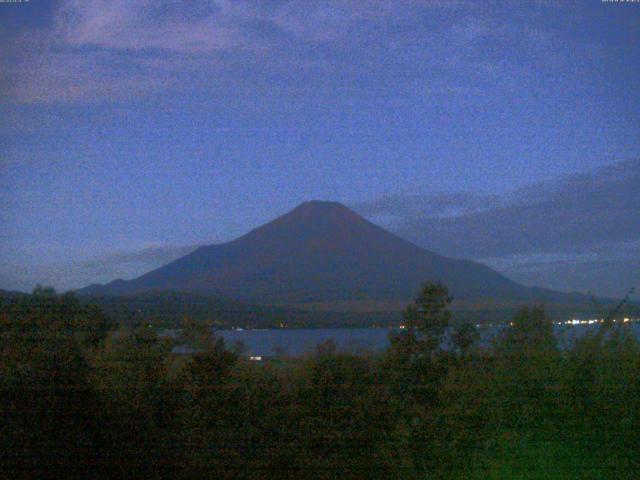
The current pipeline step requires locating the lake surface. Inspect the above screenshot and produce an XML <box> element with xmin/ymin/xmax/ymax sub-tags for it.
<box><xmin>216</xmin><ymin>323</ymin><xmax>640</xmax><ymax>357</ymax></box>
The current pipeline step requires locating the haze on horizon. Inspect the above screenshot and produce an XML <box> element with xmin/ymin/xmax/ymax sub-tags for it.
<box><xmin>1</xmin><ymin>1</ymin><xmax>639</xmax><ymax>299</ymax></box>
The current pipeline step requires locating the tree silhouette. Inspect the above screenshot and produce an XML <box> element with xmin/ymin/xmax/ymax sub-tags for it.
<box><xmin>403</xmin><ymin>282</ymin><xmax>452</xmax><ymax>351</ymax></box>
<box><xmin>452</xmin><ymin>323</ymin><xmax>479</xmax><ymax>357</ymax></box>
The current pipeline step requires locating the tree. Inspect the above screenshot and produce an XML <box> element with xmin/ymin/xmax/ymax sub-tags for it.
<box><xmin>492</xmin><ymin>306</ymin><xmax>560</xmax><ymax>433</ymax></box>
<box><xmin>452</xmin><ymin>323</ymin><xmax>479</xmax><ymax>357</ymax></box>
<box><xmin>175</xmin><ymin>333</ymin><xmax>242</xmax><ymax>479</ymax></box>
<box><xmin>89</xmin><ymin>325</ymin><xmax>172</xmax><ymax>477</ymax></box>
<box><xmin>0</xmin><ymin>289</ymin><xmax>105</xmax><ymax>478</ymax></box>
<box><xmin>495</xmin><ymin>305</ymin><xmax>556</xmax><ymax>357</ymax></box>
<box><xmin>403</xmin><ymin>282</ymin><xmax>452</xmax><ymax>351</ymax></box>
<box><xmin>293</xmin><ymin>351</ymin><xmax>393</xmax><ymax>479</ymax></box>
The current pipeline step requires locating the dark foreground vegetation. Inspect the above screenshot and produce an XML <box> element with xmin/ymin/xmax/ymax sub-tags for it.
<box><xmin>1</xmin><ymin>285</ymin><xmax>638</xmax><ymax>479</ymax></box>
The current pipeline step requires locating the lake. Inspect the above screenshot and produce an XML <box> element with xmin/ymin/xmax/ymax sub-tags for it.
<box><xmin>215</xmin><ymin>323</ymin><xmax>640</xmax><ymax>357</ymax></box>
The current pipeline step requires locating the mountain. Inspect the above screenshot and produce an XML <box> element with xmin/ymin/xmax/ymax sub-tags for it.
<box><xmin>79</xmin><ymin>290</ymin><xmax>402</xmax><ymax>329</ymax></box>
<box><xmin>0</xmin><ymin>289</ymin><xmax>28</xmax><ymax>301</ymax></box>
<box><xmin>78</xmin><ymin>201</ymin><xmax>592</xmax><ymax>307</ymax></box>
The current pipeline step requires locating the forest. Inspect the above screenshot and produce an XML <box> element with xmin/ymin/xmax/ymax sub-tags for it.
<box><xmin>1</xmin><ymin>285</ymin><xmax>638</xmax><ymax>479</ymax></box>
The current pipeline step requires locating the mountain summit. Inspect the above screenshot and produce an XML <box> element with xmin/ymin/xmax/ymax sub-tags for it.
<box><xmin>79</xmin><ymin>201</ymin><xmax>578</xmax><ymax>305</ymax></box>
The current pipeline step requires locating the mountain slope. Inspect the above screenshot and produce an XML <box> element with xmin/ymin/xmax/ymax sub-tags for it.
<box><xmin>79</xmin><ymin>290</ymin><xmax>402</xmax><ymax>328</ymax></box>
<box><xmin>78</xmin><ymin>201</ymin><xmax>588</xmax><ymax>306</ymax></box>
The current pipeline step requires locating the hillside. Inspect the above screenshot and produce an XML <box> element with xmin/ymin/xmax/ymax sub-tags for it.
<box><xmin>79</xmin><ymin>201</ymin><xmax>593</xmax><ymax>308</ymax></box>
<box><xmin>81</xmin><ymin>290</ymin><xmax>401</xmax><ymax>328</ymax></box>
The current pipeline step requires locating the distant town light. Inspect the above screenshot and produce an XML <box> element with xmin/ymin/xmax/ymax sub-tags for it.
<box><xmin>555</xmin><ymin>317</ymin><xmax>638</xmax><ymax>326</ymax></box>
<box><xmin>249</xmin><ymin>356</ymin><xmax>262</xmax><ymax>361</ymax></box>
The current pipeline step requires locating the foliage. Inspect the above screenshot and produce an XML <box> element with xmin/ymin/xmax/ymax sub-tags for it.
<box><xmin>1</xmin><ymin>287</ymin><xmax>639</xmax><ymax>479</ymax></box>
<box><xmin>403</xmin><ymin>282</ymin><xmax>452</xmax><ymax>351</ymax></box>
<box><xmin>451</xmin><ymin>323</ymin><xmax>479</xmax><ymax>357</ymax></box>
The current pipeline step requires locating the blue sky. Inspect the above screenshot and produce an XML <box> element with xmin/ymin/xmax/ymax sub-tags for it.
<box><xmin>1</xmin><ymin>0</ymin><xmax>639</xmax><ymax>297</ymax></box>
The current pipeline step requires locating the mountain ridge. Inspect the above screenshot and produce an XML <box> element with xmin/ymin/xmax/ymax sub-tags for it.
<box><xmin>78</xmin><ymin>201</ymin><xmax>593</xmax><ymax>307</ymax></box>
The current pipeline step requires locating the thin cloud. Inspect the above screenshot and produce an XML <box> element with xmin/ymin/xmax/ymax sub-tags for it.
<box><xmin>355</xmin><ymin>159</ymin><xmax>640</xmax><ymax>297</ymax></box>
<box><xmin>1</xmin><ymin>0</ymin><xmax>579</xmax><ymax>105</ymax></box>
<box><xmin>0</xmin><ymin>243</ymin><xmax>202</xmax><ymax>293</ymax></box>
<box><xmin>355</xmin><ymin>191</ymin><xmax>502</xmax><ymax>222</ymax></box>
<box><xmin>54</xmin><ymin>0</ymin><xmax>258</xmax><ymax>54</ymax></box>
<box><xmin>365</xmin><ymin>159</ymin><xmax>640</xmax><ymax>258</ymax></box>
<box><xmin>82</xmin><ymin>243</ymin><xmax>200</xmax><ymax>269</ymax></box>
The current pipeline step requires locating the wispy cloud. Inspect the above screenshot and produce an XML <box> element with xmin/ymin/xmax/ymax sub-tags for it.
<box><xmin>0</xmin><ymin>242</ymin><xmax>201</xmax><ymax>292</ymax></box>
<box><xmin>1</xmin><ymin>0</ymin><xmax>584</xmax><ymax>105</ymax></box>
<box><xmin>3</xmin><ymin>0</ymin><xmax>262</xmax><ymax>103</ymax></box>
<box><xmin>482</xmin><ymin>243</ymin><xmax>640</xmax><ymax>300</ymax></box>
<box><xmin>354</xmin><ymin>159</ymin><xmax>640</xmax><ymax>297</ymax></box>
<box><xmin>54</xmin><ymin>0</ymin><xmax>258</xmax><ymax>54</ymax></box>
<box><xmin>357</xmin><ymin>159</ymin><xmax>640</xmax><ymax>257</ymax></box>
<box><xmin>356</xmin><ymin>191</ymin><xmax>501</xmax><ymax>222</ymax></box>
<box><xmin>81</xmin><ymin>242</ymin><xmax>200</xmax><ymax>270</ymax></box>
